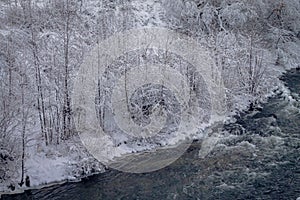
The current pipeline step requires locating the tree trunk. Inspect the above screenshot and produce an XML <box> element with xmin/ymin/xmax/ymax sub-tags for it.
<box><xmin>63</xmin><ymin>0</ymin><xmax>71</xmax><ymax>139</ymax></box>
<box><xmin>19</xmin><ymin>76</ymin><xmax>26</xmax><ymax>187</ymax></box>
<box><xmin>27</xmin><ymin>1</ymin><xmax>48</xmax><ymax>145</ymax></box>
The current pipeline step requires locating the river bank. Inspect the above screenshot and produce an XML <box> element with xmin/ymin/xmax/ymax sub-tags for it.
<box><xmin>2</xmin><ymin>67</ymin><xmax>300</xmax><ymax>199</ymax></box>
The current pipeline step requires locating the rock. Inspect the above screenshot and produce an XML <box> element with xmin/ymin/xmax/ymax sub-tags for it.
<box><xmin>8</xmin><ymin>183</ymin><xmax>15</xmax><ymax>191</ymax></box>
<box><xmin>25</xmin><ymin>175</ymin><xmax>30</xmax><ymax>187</ymax></box>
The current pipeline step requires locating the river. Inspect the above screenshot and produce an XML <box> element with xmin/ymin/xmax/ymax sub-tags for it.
<box><xmin>2</xmin><ymin>69</ymin><xmax>300</xmax><ymax>200</ymax></box>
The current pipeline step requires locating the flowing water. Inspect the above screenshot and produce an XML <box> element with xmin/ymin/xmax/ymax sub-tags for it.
<box><xmin>2</xmin><ymin>69</ymin><xmax>300</xmax><ymax>200</ymax></box>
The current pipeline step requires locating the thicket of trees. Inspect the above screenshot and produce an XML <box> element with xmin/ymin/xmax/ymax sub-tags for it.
<box><xmin>0</xmin><ymin>0</ymin><xmax>95</xmax><ymax>186</ymax></box>
<box><xmin>163</xmin><ymin>0</ymin><xmax>300</xmax><ymax>107</ymax></box>
<box><xmin>0</xmin><ymin>0</ymin><xmax>299</xmax><ymax>188</ymax></box>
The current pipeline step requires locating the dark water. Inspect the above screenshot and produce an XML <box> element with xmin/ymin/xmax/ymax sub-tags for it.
<box><xmin>3</xmin><ymin>69</ymin><xmax>300</xmax><ymax>200</ymax></box>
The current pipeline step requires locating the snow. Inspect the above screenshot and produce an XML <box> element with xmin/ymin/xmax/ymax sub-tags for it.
<box><xmin>26</xmin><ymin>151</ymin><xmax>69</xmax><ymax>187</ymax></box>
<box><xmin>1</xmin><ymin>0</ymin><xmax>300</xmax><ymax>194</ymax></box>
<box><xmin>0</xmin><ymin>138</ymin><xmax>105</xmax><ymax>194</ymax></box>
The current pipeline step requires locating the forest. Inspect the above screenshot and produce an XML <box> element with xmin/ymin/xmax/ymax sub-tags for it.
<box><xmin>0</xmin><ymin>0</ymin><xmax>299</xmax><ymax>193</ymax></box>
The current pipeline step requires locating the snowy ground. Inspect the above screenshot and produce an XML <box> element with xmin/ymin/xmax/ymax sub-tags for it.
<box><xmin>0</xmin><ymin>133</ymin><xmax>105</xmax><ymax>195</ymax></box>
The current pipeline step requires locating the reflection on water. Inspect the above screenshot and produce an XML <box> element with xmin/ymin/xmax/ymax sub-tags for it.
<box><xmin>3</xmin><ymin>69</ymin><xmax>300</xmax><ymax>200</ymax></box>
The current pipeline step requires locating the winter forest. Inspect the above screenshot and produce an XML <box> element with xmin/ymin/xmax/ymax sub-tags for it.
<box><xmin>0</xmin><ymin>0</ymin><xmax>300</xmax><ymax>198</ymax></box>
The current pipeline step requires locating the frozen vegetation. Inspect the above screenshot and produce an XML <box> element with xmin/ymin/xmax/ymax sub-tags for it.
<box><xmin>0</xmin><ymin>0</ymin><xmax>300</xmax><ymax>194</ymax></box>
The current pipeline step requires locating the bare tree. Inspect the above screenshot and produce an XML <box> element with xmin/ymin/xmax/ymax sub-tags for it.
<box><xmin>19</xmin><ymin>72</ymin><xmax>28</xmax><ymax>186</ymax></box>
<box><xmin>62</xmin><ymin>0</ymin><xmax>72</xmax><ymax>140</ymax></box>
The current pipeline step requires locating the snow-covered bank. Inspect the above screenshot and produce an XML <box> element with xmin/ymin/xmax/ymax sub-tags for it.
<box><xmin>0</xmin><ymin>133</ymin><xmax>105</xmax><ymax>195</ymax></box>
